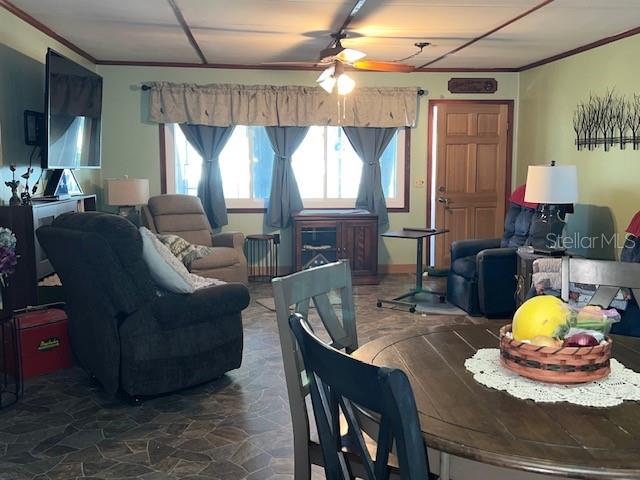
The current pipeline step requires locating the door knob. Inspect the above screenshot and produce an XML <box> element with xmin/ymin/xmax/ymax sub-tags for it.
<box><xmin>437</xmin><ymin>196</ymin><xmax>450</xmax><ymax>205</ymax></box>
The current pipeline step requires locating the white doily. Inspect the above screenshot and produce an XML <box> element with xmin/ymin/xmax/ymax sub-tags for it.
<box><xmin>465</xmin><ymin>348</ymin><xmax>640</xmax><ymax>407</ymax></box>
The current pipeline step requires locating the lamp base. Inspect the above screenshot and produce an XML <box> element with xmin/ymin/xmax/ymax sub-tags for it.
<box><xmin>117</xmin><ymin>205</ymin><xmax>141</xmax><ymax>226</ymax></box>
<box><xmin>531</xmin><ymin>204</ymin><xmax>566</xmax><ymax>249</ymax></box>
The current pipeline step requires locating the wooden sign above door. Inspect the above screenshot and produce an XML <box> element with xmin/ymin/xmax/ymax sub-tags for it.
<box><xmin>448</xmin><ymin>78</ymin><xmax>498</xmax><ymax>94</ymax></box>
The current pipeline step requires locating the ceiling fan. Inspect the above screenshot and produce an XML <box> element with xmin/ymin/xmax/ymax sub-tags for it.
<box><xmin>313</xmin><ymin>33</ymin><xmax>415</xmax><ymax>95</ymax></box>
<box><xmin>262</xmin><ymin>0</ymin><xmax>421</xmax><ymax>94</ymax></box>
<box><xmin>262</xmin><ymin>33</ymin><xmax>418</xmax><ymax>95</ymax></box>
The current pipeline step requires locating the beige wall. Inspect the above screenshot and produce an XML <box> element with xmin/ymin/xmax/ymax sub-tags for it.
<box><xmin>0</xmin><ymin>8</ymin><xmax>99</xmax><ymax>203</ymax></box>
<box><xmin>97</xmin><ymin>65</ymin><xmax>519</xmax><ymax>266</ymax></box>
<box><xmin>517</xmin><ymin>34</ymin><xmax>640</xmax><ymax>259</ymax></box>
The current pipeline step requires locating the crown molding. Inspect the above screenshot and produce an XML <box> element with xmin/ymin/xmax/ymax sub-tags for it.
<box><xmin>518</xmin><ymin>25</ymin><xmax>640</xmax><ymax>71</ymax></box>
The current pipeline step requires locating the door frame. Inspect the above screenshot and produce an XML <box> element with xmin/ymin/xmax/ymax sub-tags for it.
<box><xmin>426</xmin><ymin>99</ymin><xmax>514</xmax><ymax>261</ymax></box>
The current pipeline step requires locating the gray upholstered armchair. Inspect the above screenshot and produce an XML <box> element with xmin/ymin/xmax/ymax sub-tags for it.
<box><xmin>37</xmin><ymin>212</ymin><xmax>249</xmax><ymax>397</ymax></box>
<box><xmin>142</xmin><ymin>194</ymin><xmax>248</xmax><ymax>284</ymax></box>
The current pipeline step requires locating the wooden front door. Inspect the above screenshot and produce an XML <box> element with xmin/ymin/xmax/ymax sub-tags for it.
<box><xmin>432</xmin><ymin>102</ymin><xmax>511</xmax><ymax>268</ymax></box>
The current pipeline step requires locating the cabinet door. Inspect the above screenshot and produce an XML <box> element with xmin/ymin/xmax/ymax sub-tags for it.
<box><xmin>340</xmin><ymin>220</ymin><xmax>378</xmax><ymax>279</ymax></box>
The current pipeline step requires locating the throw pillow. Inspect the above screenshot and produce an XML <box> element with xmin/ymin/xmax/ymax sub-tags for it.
<box><xmin>139</xmin><ymin>227</ymin><xmax>194</xmax><ymax>294</ymax></box>
<box><xmin>188</xmin><ymin>273</ymin><xmax>226</xmax><ymax>290</ymax></box>
<box><xmin>156</xmin><ymin>233</ymin><xmax>215</xmax><ymax>269</ymax></box>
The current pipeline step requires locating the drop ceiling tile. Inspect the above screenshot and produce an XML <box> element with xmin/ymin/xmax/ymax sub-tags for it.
<box><xmin>179</xmin><ymin>0</ymin><xmax>353</xmax><ymax>64</ymax></box>
<box><xmin>12</xmin><ymin>0</ymin><xmax>176</xmax><ymax>26</ymax></box>
<box><xmin>346</xmin><ymin>0</ymin><xmax>540</xmax><ymax>65</ymax></box>
<box><xmin>434</xmin><ymin>0</ymin><xmax>640</xmax><ymax>68</ymax></box>
<box><xmin>10</xmin><ymin>0</ymin><xmax>199</xmax><ymax>62</ymax></box>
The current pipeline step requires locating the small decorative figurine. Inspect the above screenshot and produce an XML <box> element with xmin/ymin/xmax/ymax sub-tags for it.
<box><xmin>4</xmin><ymin>165</ymin><xmax>21</xmax><ymax>206</ymax></box>
<box><xmin>20</xmin><ymin>167</ymin><xmax>34</xmax><ymax>206</ymax></box>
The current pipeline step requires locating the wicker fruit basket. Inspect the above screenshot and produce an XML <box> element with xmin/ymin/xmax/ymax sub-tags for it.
<box><xmin>499</xmin><ymin>324</ymin><xmax>613</xmax><ymax>384</ymax></box>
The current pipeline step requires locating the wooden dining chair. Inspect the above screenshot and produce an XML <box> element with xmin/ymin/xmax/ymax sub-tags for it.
<box><xmin>272</xmin><ymin>260</ymin><xmax>359</xmax><ymax>480</ymax></box>
<box><xmin>289</xmin><ymin>312</ymin><xmax>433</xmax><ymax>480</ymax></box>
<box><xmin>561</xmin><ymin>257</ymin><xmax>640</xmax><ymax>307</ymax></box>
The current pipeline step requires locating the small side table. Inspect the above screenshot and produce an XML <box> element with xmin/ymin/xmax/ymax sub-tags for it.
<box><xmin>246</xmin><ymin>234</ymin><xmax>280</xmax><ymax>282</ymax></box>
<box><xmin>376</xmin><ymin>228</ymin><xmax>448</xmax><ymax>313</ymax></box>
<box><xmin>515</xmin><ymin>249</ymin><xmax>571</xmax><ymax>307</ymax></box>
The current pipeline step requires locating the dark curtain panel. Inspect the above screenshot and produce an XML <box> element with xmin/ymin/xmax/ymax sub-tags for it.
<box><xmin>179</xmin><ymin>124</ymin><xmax>235</xmax><ymax>228</ymax></box>
<box><xmin>265</xmin><ymin>126</ymin><xmax>309</xmax><ymax>228</ymax></box>
<box><xmin>343</xmin><ymin>127</ymin><xmax>397</xmax><ymax>230</ymax></box>
<box><xmin>50</xmin><ymin>73</ymin><xmax>102</xmax><ymax>118</ymax></box>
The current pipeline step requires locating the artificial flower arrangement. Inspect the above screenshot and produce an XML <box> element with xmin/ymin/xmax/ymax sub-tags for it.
<box><xmin>0</xmin><ymin>227</ymin><xmax>17</xmax><ymax>288</ymax></box>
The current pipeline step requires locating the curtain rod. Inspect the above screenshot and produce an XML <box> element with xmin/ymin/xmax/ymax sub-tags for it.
<box><xmin>141</xmin><ymin>84</ymin><xmax>425</xmax><ymax>95</ymax></box>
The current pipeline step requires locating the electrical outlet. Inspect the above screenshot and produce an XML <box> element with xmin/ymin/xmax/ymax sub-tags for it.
<box><xmin>414</xmin><ymin>178</ymin><xmax>425</xmax><ymax>188</ymax></box>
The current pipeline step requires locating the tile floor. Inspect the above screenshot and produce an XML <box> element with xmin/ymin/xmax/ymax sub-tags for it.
<box><xmin>0</xmin><ymin>275</ymin><xmax>487</xmax><ymax>480</ymax></box>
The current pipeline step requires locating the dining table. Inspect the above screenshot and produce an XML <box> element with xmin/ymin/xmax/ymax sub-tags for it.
<box><xmin>353</xmin><ymin>324</ymin><xmax>640</xmax><ymax>480</ymax></box>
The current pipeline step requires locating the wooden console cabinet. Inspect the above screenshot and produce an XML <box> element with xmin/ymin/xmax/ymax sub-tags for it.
<box><xmin>0</xmin><ymin>195</ymin><xmax>96</xmax><ymax>317</ymax></box>
<box><xmin>292</xmin><ymin>210</ymin><xmax>379</xmax><ymax>285</ymax></box>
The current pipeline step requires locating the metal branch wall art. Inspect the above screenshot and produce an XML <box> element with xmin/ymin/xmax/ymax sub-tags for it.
<box><xmin>573</xmin><ymin>90</ymin><xmax>640</xmax><ymax>151</ymax></box>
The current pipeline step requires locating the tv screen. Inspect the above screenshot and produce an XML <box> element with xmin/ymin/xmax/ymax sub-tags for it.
<box><xmin>43</xmin><ymin>49</ymin><xmax>102</xmax><ymax>169</ymax></box>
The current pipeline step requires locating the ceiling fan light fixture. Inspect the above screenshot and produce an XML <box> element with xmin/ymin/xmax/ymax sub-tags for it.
<box><xmin>316</xmin><ymin>65</ymin><xmax>335</xmax><ymax>84</ymax></box>
<box><xmin>336</xmin><ymin>73</ymin><xmax>355</xmax><ymax>95</ymax></box>
<box><xmin>319</xmin><ymin>76</ymin><xmax>337</xmax><ymax>94</ymax></box>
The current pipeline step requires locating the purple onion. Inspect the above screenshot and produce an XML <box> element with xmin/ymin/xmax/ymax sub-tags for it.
<box><xmin>563</xmin><ymin>333</ymin><xmax>600</xmax><ymax>347</ymax></box>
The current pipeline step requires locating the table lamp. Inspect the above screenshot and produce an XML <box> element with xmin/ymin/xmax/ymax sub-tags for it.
<box><xmin>524</xmin><ymin>161</ymin><xmax>578</xmax><ymax>249</ymax></box>
<box><xmin>105</xmin><ymin>176</ymin><xmax>150</xmax><ymax>225</ymax></box>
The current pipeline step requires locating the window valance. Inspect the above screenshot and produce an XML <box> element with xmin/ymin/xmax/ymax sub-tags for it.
<box><xmin>147</xmin><ymin>82</ymin><xmax>419</xmax><ymax>128</ymax></box>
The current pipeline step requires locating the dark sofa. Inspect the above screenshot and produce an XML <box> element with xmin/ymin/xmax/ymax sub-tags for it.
<box><xmin>37</xmin><ymin>212</ymin><xmax>249</xmax><ymax>396</ymax></box>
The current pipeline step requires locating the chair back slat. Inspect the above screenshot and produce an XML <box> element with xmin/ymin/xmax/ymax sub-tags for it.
<box><xmin>374</xmin><ymin>418</ymin><xmax>393</xmax><ymax>479</ymax></box>
<box><xmin>562</xmin><ymin>257</ymin><xmax>640</xmax><ymax>306</ymax></box>
<box><xmin>295</xmin><ymin>298</ymin><xmax>311</xmax><ymax>319</ymax></box>
<box><xmin>590</xmin><ymin>286</ymin><xmax>622</xmax><ymax>309</ymax></box>
<box><xmin>312</xmin><ymin>293</ymin><xmax>351</xmax><ymax>350</ymax></box>
<box><xmin>339</xmin><ymin>396</ymin><xmax>376</xmax><ymax>477</ymax></box>
<box><xmin>289</xmin><ymin>313</ymin><xmax>431</xmax><ymax>480</ymax></box>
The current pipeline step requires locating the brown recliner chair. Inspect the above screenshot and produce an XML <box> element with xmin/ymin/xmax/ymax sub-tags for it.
<box><xmin>141</xmin><ymin>195</ymin><xmax>248</xmax><ymax>284</ymax></box>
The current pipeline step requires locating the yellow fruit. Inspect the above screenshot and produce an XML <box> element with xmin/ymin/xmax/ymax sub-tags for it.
<box><xmin>512</xmin><ymin>296</ymin><xmax>570</xmax><ymax>341</ymax></box>
<box><xmin>530</xmin><ymin>335</ymin><xmax>563</xmax><ymax>348</ymax></box>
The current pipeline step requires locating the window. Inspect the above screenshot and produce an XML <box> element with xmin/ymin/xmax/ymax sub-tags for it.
<box><xmin>171</xmin><ymin>125</ymin><xmax>273</xmax><ymax>208</ymax></box>
<box><xmin>166</xmin><ymin>124</ymin><xmax>408</xmax><ymax>210</ymax></box>
<box><xmin>292</xmin><ymin>126</ymin><xmax>405</xmax><ymax>208</ymax></box>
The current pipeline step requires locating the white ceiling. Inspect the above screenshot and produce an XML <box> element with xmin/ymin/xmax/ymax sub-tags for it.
<box><xmin>7</xmin><ymin>0</ymin><xmax>640</xmax><ymax>69</ymax></box>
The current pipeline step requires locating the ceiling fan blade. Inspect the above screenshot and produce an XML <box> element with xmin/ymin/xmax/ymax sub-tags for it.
<box><xmin>353</xmin><ymin>60</ymin><xmax>415</xmax><ymax>73</ymax></box>
<box><xmin>336</xmin><ymin>48</ymin><xmax>366</xmax><ymax>63</ymax></box>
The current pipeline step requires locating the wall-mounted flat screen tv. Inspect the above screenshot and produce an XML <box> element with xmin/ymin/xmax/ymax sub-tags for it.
<box><xmin>43</xmin><ymin>49</ymin><xmax>102</xmax><ymax>169</ymax></box>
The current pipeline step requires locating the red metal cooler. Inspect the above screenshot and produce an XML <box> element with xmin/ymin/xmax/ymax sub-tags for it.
<box><xmin>14</xmin><ymin>308</ymin><xmax>73</xmax><ymax>379</ymax></box>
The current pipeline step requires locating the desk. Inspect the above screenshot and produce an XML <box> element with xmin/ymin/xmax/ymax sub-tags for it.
<box><xmin>377</xmin><ymin>229</ymin><xmax>448</xmax><ymax>313</ymax></box>
<box><xmin>354</xmin><ymin>325</ymin><xmax>640</xmax><ymax>480</ymax></box>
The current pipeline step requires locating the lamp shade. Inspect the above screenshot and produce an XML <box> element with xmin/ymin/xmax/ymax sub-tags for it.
<box><xmin>105</xmin><ymin>177</ymin><xmax>149</xmax><ymax>206</ymax></box>
<box><xmin>524</xmin><ymin>165</ymin><xmax>578</xmax><ymax>204</ymax></box>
